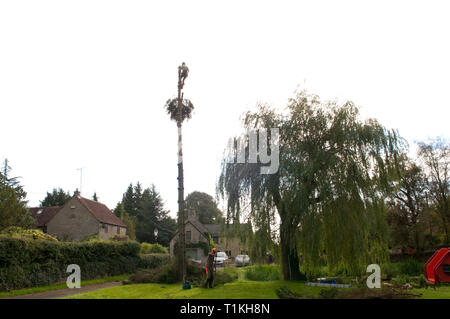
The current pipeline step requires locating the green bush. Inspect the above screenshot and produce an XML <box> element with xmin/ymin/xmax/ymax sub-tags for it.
<box><xmin>381</xmin><ymin>263</ymin><xmax>400</xmax><ymax>280</ymax></box>
<box><xmin>128</xmin><ymin>262</ymin><xmax>239</xmax><ymax>287</ymax></box>
<box><xmin>215</xmin><ymin>267</ymin><xmax>239</xmax><ymax>285</ymax></box>
<box><xmin>0</xmin><ymin>226</ymin><xmax>58</xmax><ymax>241</ymax></box>
<box><xmin>129</xmin><ymin>262</ymin><xmax>179</xmax><ymax>284</ymax></box>
<box><xmin>275</xmin><ymin>286</ymin><xmax>303</xmax><ymax>299</ymax></box>
<box><xmin>414</xmin><ymin>274</ymin><xmax>427</xmax><ymax>288</ymax></box>
<box><xmin>319</xmin><ymin>287</ymin><xmax>339</xmax><ymax>299</ymax></box>
<box><xmin>139</xmin><ymin>253</ymin><xmax>170</xmax><ymax>269</ymax></box>
<box><xmin>391</xmin><ymin>274</ymin><xmax>411</xmax><ymax>286</ymax></box>
<box><xmin>398</xmin><ymin>259</ymin><xmax>423</xmax><ymax>276</ymax></box>
<box><xmin>140</xmin><ymin>242</ymin><xmax>168</xmax><ymax>254</ymax></box>
<box><xmin>245</xmin><ymin>264</ymin><xmax>282</xmax><ymax>281</ymax></box>
<box><xmin>0</xmin><ymin>236</ymin><xmax>163</xmax><ymax>292</ymax></box>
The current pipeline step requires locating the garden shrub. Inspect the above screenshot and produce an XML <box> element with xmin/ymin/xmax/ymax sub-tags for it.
<box><xmin>391</xmin><ymin>274</ymin><xmax>411</xmax><ymax>286</ymax></box>
<box><xmin>215</xmin><ymin>267</ymin><xmax>239</xmax><ymax>285</ymax></box>
<box><xmin>397</xmin><ymin>259</ymin><xmax>423</xmax><ymax>276</ymax></box>
<box><xmin>0</xmin><ymin>236</ymin><xmax>164</xmax><ymax>292</ymax></box>
<box><xmin>414</xmin><ymin>274</ymin><xmax>427</xmax><ymax>288</ymax></box>
<box><xmin>129</xmin><ymin>263</ymin><xmax>179</xmax><ymax>284</ymax></box>
<box><xmin>245</xmin><ymin>264</ymin><xmax>282</xmax><ymax>281</ymax></box>
<box><xmin>140</xmin><ymin>242</ymin><xmax>168</xmax><ymax>254</ymax></box>
<box><xmin>222</xmin><ymin>267</ymin><xmax>240</xmax><ymax>279</ymax></box>
<box><xmin>319</xmin><ymin>287</ymin><xmax>339</xmax><ymax>299</ymax></box>
<box><xmin>139</xmin><ymin>253</ymin><xmax>170</xmax><ymax>269</ymax></box>
<box><xmin>381</xmin><ymin>263</ymin><xmax>400</xmax><ymax>280</ymax></box>
<box><xmin>275</xmin><ymin>286</ymin><xmax>303</xmax><ymax>299</ymax></box>
<box><xmin>128</xmin><ymin>261</ymin><xmax>238</xmax><ymax>287</ymax></box>
<box><xmin>0</xmin><ymin>226</ymin><xmax>57</xmax><ymax>241</ymax></box>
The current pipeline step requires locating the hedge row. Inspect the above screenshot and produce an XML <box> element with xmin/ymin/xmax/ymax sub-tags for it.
<box><xmin>0</xmin><ymin>236</ymin><xmax>169</xmax><ymax>291</ymax></box>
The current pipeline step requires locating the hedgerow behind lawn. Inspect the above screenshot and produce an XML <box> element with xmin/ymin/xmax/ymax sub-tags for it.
<box><xmin>0</xmin><ymin>236</ymin><xmax>168</xmax><ymax>292</ymax></box>
<box><xmin>245</xmin><ymin>265</ymin><xmax>282</xmax><ymax>281</ymax></box>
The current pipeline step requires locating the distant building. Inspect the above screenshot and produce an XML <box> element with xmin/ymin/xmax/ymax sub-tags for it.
<box><xmin>169</xmin><ymin>209</ymin><xmax>250</xmax><ymax>262</ymax></box>
<box><xmin>29</xmin><ymin>191</ymin><xmax>127</xmax><ymax>241</ymax></box>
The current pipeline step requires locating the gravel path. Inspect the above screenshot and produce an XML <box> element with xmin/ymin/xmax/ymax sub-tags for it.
<box><xmin>4</xmin><ymin>281</ymin><xmax>122</xmax><ymax>299</ymax></box>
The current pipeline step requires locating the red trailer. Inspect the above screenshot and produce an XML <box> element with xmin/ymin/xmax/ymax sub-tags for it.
<box><xmin>424</xmin><ymin>248</ymin><xmax>450</xmax><ymax>285</ymax></box>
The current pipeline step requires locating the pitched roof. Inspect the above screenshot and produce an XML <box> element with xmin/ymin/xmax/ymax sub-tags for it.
<box><xmin>29</xmin><ymin>206</ymin><xmax>62</xmax><ymax>227</ymax></box>
<box><xmin>189</xmin><ymin>219</ymin><xmax>209</xmax><ymax>234</ymax></box>
<box><xmin>76</xmin><ymin>195</ymin><xmax>126</xmax><ymax>227</ymax></box>
<box><xmin>204</xmin><ymin>223</ymin><xmax>250</xmax><ymax>237</ymax></box>
<box><xmin>171</xmin><ymin>220</ymin><xmax>210</xmax><ymax>242</ymax></box>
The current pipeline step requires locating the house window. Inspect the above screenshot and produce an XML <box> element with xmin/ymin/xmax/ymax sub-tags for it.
<box><xmin>186</xmin><ymin>231</ymin><xmax>191</xmax><ymax>241</ymax></box>
<box><xmin>103</xmin><ymin>224</ymin><xmax>108</xmax><ymax>233</ymax></box>
<box><xmin>117</xmin><ymin>226</ymin><xmax>120</xmax><ymax>234</ymax></box>
<box><xmin>186</xmin><ymin>249</ymin><xmax>198</xmax><ymax>260</ymax></box>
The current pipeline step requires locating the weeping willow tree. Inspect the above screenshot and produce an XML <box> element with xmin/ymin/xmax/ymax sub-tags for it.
<box><xmin>218</xmin><ymin>90</ymin><xmax>405</xmax><ymax>279</ymax></box>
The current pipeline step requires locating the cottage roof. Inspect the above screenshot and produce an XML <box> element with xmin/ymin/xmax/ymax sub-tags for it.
<box><xmin>29</xmin><ymin>195</ymin><xmax>126</xmax><ymax>228</ymax></box>
<box><xmin>204</xmin><ymin>223</ymin><xmax>250</xmax><ymax>237</ymax></box>
<box><xmin>76</xmin><ymin>195</ymin><xmax>126</xmax><ymax>227</ymax></box>
<box><xmin>29</xmin><ymin>206</ymin><xmax>61</xmax><ymax>227</ymax></box>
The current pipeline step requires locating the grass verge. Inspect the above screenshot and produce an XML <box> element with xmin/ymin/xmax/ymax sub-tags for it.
<box><xmin>0</xmin><ymin>274</ymin><xmax>130</xmax><ymax>298</ymax></box>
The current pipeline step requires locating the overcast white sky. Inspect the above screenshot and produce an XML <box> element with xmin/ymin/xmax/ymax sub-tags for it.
<box><xmin>1</xmin><ymin>0</ymin><xmax>449</xmax><ymax>219</ymax></box>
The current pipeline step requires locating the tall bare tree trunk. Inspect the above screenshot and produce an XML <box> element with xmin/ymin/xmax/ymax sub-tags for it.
<box><xmin>177</xmin><ymin>82</ymin><xmax>186</xmax><ymax>283</ymax></box>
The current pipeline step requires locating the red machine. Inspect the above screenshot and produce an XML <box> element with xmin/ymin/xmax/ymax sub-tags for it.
<box><xmin>424</xmin><ymin>248</ymin><xmax>450</xmax><ymax>285</ymax></box>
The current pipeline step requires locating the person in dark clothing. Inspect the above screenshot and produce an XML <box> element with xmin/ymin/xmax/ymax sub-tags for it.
<box><xmin>178</xmin><ymin>62</ymin><xmax>189</xmax><ymax>89</ymax></box>
<box><xmin>204</xmin><ymin>248</ymin><xmax>217</xmax><ymax>288</ymax></box>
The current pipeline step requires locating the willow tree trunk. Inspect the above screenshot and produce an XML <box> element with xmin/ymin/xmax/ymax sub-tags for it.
<box><xmin>280</xmin><ymin>216</ymin><xmax>303</xmax><ymax>280</ymax></box>
<box><xmin>274</xmin><ymin>190</ymin><xmax>303</xmax><ymax>281</ymax></box>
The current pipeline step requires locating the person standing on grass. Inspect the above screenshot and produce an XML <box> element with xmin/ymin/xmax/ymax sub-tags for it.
<box><xmin>204</xmin><ymin>248</ymin><xmax>217</xmax><ymax>288</ymax></box>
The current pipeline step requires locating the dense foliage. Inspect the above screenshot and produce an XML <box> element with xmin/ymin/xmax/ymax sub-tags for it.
<box><xmin>185</xmin><ymin>191</ymin><xmax>223</xmax><ymax>224</ymax></box>
<box><xmin>0</xmin><ymin>160</ymin><xmax>35</xmax><ymax>231</ymax></box>
<box><xmin>128</xmin><ymin>262</ymin><xmax>238</xmax><ymax>287</ymax></box>
<box><xmin>140</xmin><ymin>242</ymin><xmax>168</xmax><ymax>254</ymax></box>
<box><xmin>165</xmin><ymin>98</ymin><xmax>194</xmax><ymax>122</ymax></box>
<box><xmin>40</xmin><ymin>188</ymin><xmax>71</xmax><ymax>207</ymax></box>
<box><xmin>245</xmin><ymin>264</ymin><xmax>283</xmax><ymax>281</ymax></box>
<box><xmin>116</xmin><ymin>183</ymin><xmax>176</xmax><ymax>246</ymax></box>
<box><xmin>0</xmin><ymin>226</ymin><xmax>57</xmax><ymax>241</ymax></box>
<box><xmin>418</xmin><ymin>138</ymin><xmax>450</xmax><ymax>245</ymax></box>
<box><xmin>113</xmin><ymin>203</ymin><xmax>136</xmax><ymax>240</ymax></box>
<box><xmin>386</xmin><ymin>138</ymin><xmax>449</xmax><ymax>250</ymax></box>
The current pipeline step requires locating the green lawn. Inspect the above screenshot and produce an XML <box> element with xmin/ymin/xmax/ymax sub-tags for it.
<box><xmin>4</xmin><ymin>267</ymin><xmax>448</xmax><ymax>299</ymax></box>
<box><xmin>64</xmin><ymin>280</ymin><xmax>450</xmax><ymax>299</ymax></box>
<box><xmin>62</xmin><ymin>268</ymin><xmax>450</xmax><ymax>299</ymax></box>
<box><xmin>64</xmin><ymin>281</ymin><xmax>450</xmax><ymax>299</ymax></box>
<box><xmin>410</xmin><ymin>286</ymin><xmax>450</xmax><ymax>299</ymax></box>
<box><xmin>64</xmin><ymin>280</ymin><xmax>326</xmax><ymax>299</ymax></box>
<box><xmin>0</xmin><ymin>274</ymin><xmax>130</xmax><ymax>298</ymax></box>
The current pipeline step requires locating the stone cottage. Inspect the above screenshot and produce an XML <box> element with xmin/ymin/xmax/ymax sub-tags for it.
<box><xmin>169</xmin><ymin>210</ymin><xmax>250</xmax><ymax>262</ymax></box>
<box><xmin>29</xmin><ymin>191</ymin><xmax>127</xmax><ymax>241</ymax></box>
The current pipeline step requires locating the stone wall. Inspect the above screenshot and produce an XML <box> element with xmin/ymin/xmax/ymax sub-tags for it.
<box><xmin>169</xmin><ymin>222</ymin><xmax>210</xmax><ymax>262</ymax></box>
<box><xmin>98</xmin><ymin>223</ymin><xmax>127</xmax><ymax>240</ymax></box>
<box><xmin>47</xmin><ymin>197</ymin><xmax>99</xmax><ymax>241</ymax></box>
